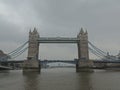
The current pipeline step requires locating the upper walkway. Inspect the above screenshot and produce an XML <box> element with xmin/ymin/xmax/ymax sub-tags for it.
<box><xmin>38</xmin><ymin>37</ymin><xmax>80</xmax><ymax>43</ymax></box>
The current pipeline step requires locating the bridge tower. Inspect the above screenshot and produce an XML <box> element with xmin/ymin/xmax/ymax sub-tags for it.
<box><xmin>76</xmin><ymin>28</ymin><xmax>93</xmax><ymax>72</ymax></box>
<box><xmin>23</xmin><ymin>28</ymin><xmax>40</xmax><ymax>72</ymax></box>
<box><xmin>77</xmin><ymin>28</ymin><xmax>89</xmax><ymax>60</ymax></box>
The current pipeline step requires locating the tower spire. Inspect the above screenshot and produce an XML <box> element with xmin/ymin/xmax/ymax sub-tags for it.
<box><xmin>33</xmin><ymin>27</ymin><xmax>37</xmax><ymax>33</ymax></box>
<box><xmin>85</xmin><ymin>29</ymin><xmax>88</xmax><ymax>34</ymax></box>
<box><xmin>80</xmin><ymin>27</ymin><xmax>84</xmax><ymax>34</ymax></box>
<box><xmin>29</xmin><ymin>29</ymin><xmax>31</xmax><ymax>34</ymax></box>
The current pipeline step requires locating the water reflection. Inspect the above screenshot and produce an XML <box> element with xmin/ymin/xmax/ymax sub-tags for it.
<box><xmin>22</xmin><ymin>69</ymin><xmax>94</xmax><ymax>90</ymax></box>
<box><xmin>23</xmin><ymin>72</ymin><xmax>40</xmax><ymax>90</ymax></box>
<box><xmin>1</xmin><ymin>69</ymin><xmax>120</xmax><ymax>90</ymax></box>
<box><xmin>77</xmin><ymin>72</ymin><xmax>93</xmax><ymax>90</ymax></box>
<box><xmin>0</xmin><ymin>70</ymin><xmax>10</xmax><ymax>73</ymax></box>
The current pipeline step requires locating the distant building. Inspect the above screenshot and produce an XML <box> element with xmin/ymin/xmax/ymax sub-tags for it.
<box><xmin>116</xmin><ymin>51</ymin><xmax>120</xmax><ymax>60</ymax></box>
<box><xmin>103</xmin><ymin>52</ymin><xmax>120</xmax><ymax>61</ymax></box>
<box><xmin>0</xmin><ymin>50</ymin><xmax>10</xmax><ymax>61</ymax></box>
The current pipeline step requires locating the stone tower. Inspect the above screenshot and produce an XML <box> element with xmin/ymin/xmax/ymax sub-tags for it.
<box><xmin>23</xmin><ymin>28</ymin><xmax>40</xmax><ymax>72</ymax></box>
<box><xmin>76</xmin><ymin>28</ymin><xmax>93</xmax><ymax>72</ymax></box>
<box><xmin>77</xmin><ymin>28</ymin><xmax>89</xmax><ymax>60</ymax></box>
<box><xmin>27</xmin><ymin>28</ymin><xmax>39</xmax><ymax>60</ymax></box>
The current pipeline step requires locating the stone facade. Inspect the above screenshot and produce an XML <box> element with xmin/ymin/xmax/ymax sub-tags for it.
<box><xmin>27</xmin><ymin>28</ymin><xmax>39</xmax><ymax>60</ymax></box>
<box><xmin>77</xmin><ymin>28</ymin><xmax>89</xmax><ymax>60</ymax></box>
<box><xmin>23</xmin><ymin>28</ymin><xmax>40</xmax><ymax>72</ymax></box>
<box><xmin>77</xmin><ymin>28</ymin><xmax>93</xmax><ymax>72</ymax></box>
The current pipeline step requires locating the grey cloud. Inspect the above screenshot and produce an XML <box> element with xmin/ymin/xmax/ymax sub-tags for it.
<box><xmin>0</xmin><ymin>0</ymin><xmax>120</xmax><ymax>60</ymax></box>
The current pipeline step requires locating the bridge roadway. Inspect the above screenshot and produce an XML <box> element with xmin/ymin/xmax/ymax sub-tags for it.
<box><xmin>1</xmin><ymin>60</ymin><xmax>120</xmax><ymax>70</ymax></box>
<box><xmin>0</xmin><ymin>65</ymin><xmax>12</xmax><ymax>70</ymax></box>
<box><xmin>38</xmin><ymin>37</ymin><xmax>80</xmax><ymax>43</ymax></box>
<box><xmin>2</xmin><ymin>60</ymin><xmax>120</xmax><ymax>64</ymax></box>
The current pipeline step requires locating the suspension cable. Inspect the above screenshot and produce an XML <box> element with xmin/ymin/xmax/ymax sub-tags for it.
<box><xmin>89</xmin><ymin>47</ymin><xmax>104</xmax><ymax>59</ymax></box>
<box><xmin>89</xmin><ymin>41</ymin><xmax>117</xmax><ymax>61</ymax></box>
<box><xmin>10</xmin><ymin>47</ymin><xmax>28</xmax><ymax>59</ymax></box>
<box><xmin>8</xmin><ymin>41</ymin><xmax>28</xmax><ymax>55</ymax></box>
<box><xmin>88</xmin><ymin>41</ymin><xmax>107</xmax><ymax>55</ymax></box>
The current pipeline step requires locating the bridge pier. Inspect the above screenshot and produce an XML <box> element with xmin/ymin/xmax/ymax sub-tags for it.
<box><xmin>76</xmin><ymin>60</ymin><xmax>94</xmax><ymax>72</ymax></box>
<box><xmin>76</xmin><ymin>28</ymin><xmax>94</xmax><ymax>72</ymax></box>
<box><xmin>23</xmin><ymin>60</ymin><xmax>40</xmax><ymax>72</ymax></box>
<box><xmin>23</xmin><ymin>28</ymin><xmax>40</xmax><ymax>72</ymax></box>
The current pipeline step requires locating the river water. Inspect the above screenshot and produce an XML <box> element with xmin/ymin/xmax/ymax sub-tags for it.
<box><xmin>0</xmin><ymin>68</ymin><xmax>120</xmax><ymax>90</ymax></box>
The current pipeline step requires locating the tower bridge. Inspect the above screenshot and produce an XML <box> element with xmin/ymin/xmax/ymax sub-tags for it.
<box><xmin>23</xmin><ymin>27</ymin><xmax>93</xmax><ymax>72</ymax></box>
<box><xmin>2</xmin><ymin>27</ymin><xmax>120</xmax><ymax>71</ymax></box>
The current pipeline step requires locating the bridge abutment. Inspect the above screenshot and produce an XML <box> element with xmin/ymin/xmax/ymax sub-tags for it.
<box><xmin>23</xmin><ymin>28</ymin><xmax>40</xmax><ymax>72</ymax></box>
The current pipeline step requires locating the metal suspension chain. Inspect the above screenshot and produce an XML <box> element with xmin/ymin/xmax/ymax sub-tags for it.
<box><xmin>88</xmin><ymin>41</ymin><xmax>116</xmax><ymax>61</ymax></box>
<box><xmin>8</xmin><ymin>41</ymin><xmax>28</xmax><ymax>56</ymax></box>
<box><xmin>89</xmin><ymin>47</ymin><xmax>104</xmax><ymax>59</ymax></box>
<box><xmin>88</xmin><ymin>41</ymin><xmax>107</xmax><ymax>56</ymax></box>
<box><xmin>11</xmin><ymin>47</ymin><xmax>28</xmax><ymax>59</ymax></box>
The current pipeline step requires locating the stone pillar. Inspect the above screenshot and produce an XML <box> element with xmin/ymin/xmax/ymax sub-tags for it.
<box><xmin>23</xmin><ymin>28</ymin><xmax>40</xmax><ymax>72</ymax></box>
<box><xmin>76</xmin><ymin>28</ymin><xmax>93</xmax><ymax>72</ymax></box>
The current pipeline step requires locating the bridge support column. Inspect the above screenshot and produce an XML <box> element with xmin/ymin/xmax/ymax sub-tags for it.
<box><xmin>76</xmin><ymin>28</ymin><xmax>93</xmax><ymax>72</ymax></box>
<box><xmin>23</xmin><ymin>28</ymin><xmax>40</xmax><ymax>72</ymax></box>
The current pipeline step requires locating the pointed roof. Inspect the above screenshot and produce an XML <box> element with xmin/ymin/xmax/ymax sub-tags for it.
<box><xmin>85</xmin><ymin>30</ymin><xmax>88</xmax><ymax>34</ymax></box>
<box><xmin>107</xmin><ymin>52</ymin><xmax>110</xmax><ymax>56</ymax></box>
<box><xmin>0</xmin><ymin>50</ymin><xmax>4</xmax><ymax>54</ymax></box>
<box><xmin>29</xmin><ymin>29</ymin><xmax>31</xmax><ymax>33</ymax></box>
<box><xmin>0</xmin><ymin>50</ymin><xmax>7</xmax><ymax>56</ymax></box>
<box><xmin>80</xmin><ymin>27</ymin><xmax>84</xmax><ymax>34</ymax></box>
<box><xmin>33</xmin><ymin>27</ymin><xmax>37</xmax><ymax>32</ymax></box>
<box><xmin>33</xmin><ymin>27</ymin><xmax>38</xmax><ymax>34</ymax></box>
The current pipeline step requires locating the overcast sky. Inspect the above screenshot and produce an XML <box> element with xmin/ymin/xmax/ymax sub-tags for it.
<box><xmin>0</xmin><ymin>0</ymin><xmax>120</xmax><ymax>60</ymax></box>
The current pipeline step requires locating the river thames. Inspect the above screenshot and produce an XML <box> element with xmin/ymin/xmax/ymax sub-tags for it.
<box><xmin>0</xmin><ymin>68</ymin><xmax>120</xmax><ymax>90</ymax></box>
